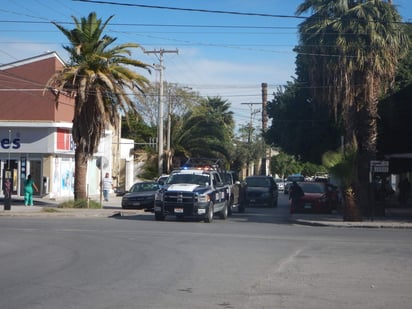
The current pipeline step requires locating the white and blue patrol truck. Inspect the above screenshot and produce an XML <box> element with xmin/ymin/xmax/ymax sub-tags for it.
<box><xmin>154</xmin><ymin>159</ymin><xmax>229</xmax><ymax>222</ymax></box>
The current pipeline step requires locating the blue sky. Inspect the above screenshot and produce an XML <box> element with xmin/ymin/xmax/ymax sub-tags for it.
<box><xmin>1</xmin><ymin>0</ymin><xmax>411</xmax><ymax>128</ymax></box>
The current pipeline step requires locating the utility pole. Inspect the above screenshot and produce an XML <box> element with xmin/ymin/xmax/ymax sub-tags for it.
<box><xmin>241</xmin><ymin>102</ymin><xmax>260</xmax><ymax>176</ymax></box>
<box><xmin>166</xmin><ymin>87</ymin><xmax>173</xmax><ymax>174</ymax></box>
<box><xmin>261</xmin><ymin>82</ymin><xmax>269</xmax><ymax>176</ymax></box>
<box><xmin>165</xmin><ymin>86</ymin><xmax>191</xmax><ymax>173</ymax></box>
<box><xmin>144</xmin><ymin>48</ymin><xmax>178</xmax><ymax>175</ymax></box>
<box><xmin>166</xmin><ymin>88</ymin><xmax>172</xmax><ymax>153</ymax></box>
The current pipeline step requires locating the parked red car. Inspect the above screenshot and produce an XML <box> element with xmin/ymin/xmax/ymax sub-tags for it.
<box><xmin>290</xmin><ymin>182</ymin><xmax>339</xmax><ymax>214</ymax></box>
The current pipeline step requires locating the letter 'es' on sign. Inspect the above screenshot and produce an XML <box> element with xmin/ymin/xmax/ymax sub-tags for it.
<box><xmin>1</xmin><ymin>138</ymin><xmax>21</xmax><ymax>150</ymax></box>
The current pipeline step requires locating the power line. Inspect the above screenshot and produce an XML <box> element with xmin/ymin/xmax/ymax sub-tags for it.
<box><xmin>73</xmin><ymin>0</ymin><xmax>307</xmax><ymax>20</ymax></box>
<box><xmin>0</xmin><ymin>19</ymin><xmax>299</xmax><ymax>29</ymax></box>
<box><xmin>73</xmin><ymin>0</ymin><xmax>412</xmax><ymax>25</ymax></box>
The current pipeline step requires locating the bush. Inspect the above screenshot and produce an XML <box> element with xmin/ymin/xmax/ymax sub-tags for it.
<box><xmin>42</xmin><ymin>207</ymin><xmax>60</xmax><ymax>213</ymax></box>
<box><xmin>58</xmin><ymin>199</ymin><xmax>102</xmax><ymax>209</ymax></box>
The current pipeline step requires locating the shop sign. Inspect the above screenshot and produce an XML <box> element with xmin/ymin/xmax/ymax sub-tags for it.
<box><xmin>0</xmin><ymin>138</ymin><xmax>21</xmax><ymax>150</ymax></box>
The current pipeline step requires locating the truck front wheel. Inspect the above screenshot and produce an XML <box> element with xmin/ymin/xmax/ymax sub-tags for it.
<box><xmin>204</xmin><ymin>203</ymin><xmax>214</xmax><ymax>223</ymax></box>
<box><xmin>228</xmin><ymin>196</ymin><xmax>234</xmax><ymax>216</ymax></box>
<box><xmin>219</xmin><ymin>201</ymin><xmax>228</xmax><ymax>220</ymax></box>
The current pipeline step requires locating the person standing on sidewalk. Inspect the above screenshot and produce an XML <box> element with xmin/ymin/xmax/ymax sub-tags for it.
<box><xmin>101</xmin><ymin>172</ymin><xmax>113</xmax><ymax>202</ymax></box>
<box><xmin>24</xmin><ymin>175</ymin><xmax>38</xmax><ymax>206</ymax></box>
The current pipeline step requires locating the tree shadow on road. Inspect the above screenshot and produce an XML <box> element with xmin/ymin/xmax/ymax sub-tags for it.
<box><xmin>109</xmin><ymin>206</ymin><xmax>294</xmax><ymax>225</ymax></box>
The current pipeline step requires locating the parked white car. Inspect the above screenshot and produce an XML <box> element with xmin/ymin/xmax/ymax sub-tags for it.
<box><xmin>274</xmin><ymin>178</ymin><xmax>285</xmax><ymax>191</ymax></box>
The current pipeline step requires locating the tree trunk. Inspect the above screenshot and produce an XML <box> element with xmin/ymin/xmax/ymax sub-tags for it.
<box><xmin>74</xmin><ymin>147</ymin><xmax>88</xmax><ymax>200</ymax></box>
<box><xmin>356</xmin><ymin>81</ymin><xmax>379</xmax><ymax>216</ymax></box>
<box><xmin>343</xmin><ymin>186</ymin><xmax>362</xmax><ymax>221</ymax></box>
<box><xmin>342</xmin><ymin>101</ymin><xmax>363</xmax><ymax>221</ymax></box>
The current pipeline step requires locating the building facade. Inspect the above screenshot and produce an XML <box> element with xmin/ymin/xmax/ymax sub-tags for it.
<box><xmin>0</xmin><ymin>52</ymin><xmax>134</xmax><ymax>199</ymax></box>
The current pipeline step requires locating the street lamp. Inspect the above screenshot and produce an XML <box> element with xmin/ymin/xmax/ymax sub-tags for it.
<box><xmin>8</xmin><ymin>129</ymin><xmax>11</xmax><ymax>169</ymax></box>
<box><xmin>4</xmin><ymin>129</ymin><xmax>12</xmax><ymax>210</ymax></box>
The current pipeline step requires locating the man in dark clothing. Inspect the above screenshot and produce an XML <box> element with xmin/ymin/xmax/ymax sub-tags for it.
<box><xmin>289</xmin><ymin>181</ymin><xmax>304</xmax><ymax>213</ymax></box>
<box><xmin>398</xmin><ymin>177</ymin><xmax>411</xmax><ymax>206</ymax></box>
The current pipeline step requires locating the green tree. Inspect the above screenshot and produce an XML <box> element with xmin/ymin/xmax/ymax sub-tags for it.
<box><xmin>172</xmin><ymin>96</ymin><xmax>235</xmax><ymax>167</ymax></box>
<box><xmin>47</xmin><ymin>12</ymin><xmax>151</xmax><ymax>199</ymax></box>
<box><xmin>301</xmin><ymin>162</ymin><xmax>325</xmax><ymax>178</ymax></box>
<box><xmin>121</xmin><ymin>112</ymin><xmax>156</xmax><ymax>151</ymax></box>
<box><xmin>296</xmin><ymin>0</ymin><xmax>409</xmax><ymax>218</ymax></box>
<box><xmin>236</xmin><ymin>122</ymin><xmax>265</xmax><ymax>176</ymax></box>
<box><xmin>198</xmin><ymin>96</ymin><xmax>235</xmax><ymax>134</ymax></box>
<box><xmin>270</xmin><ymin>152</ymin><xmax>303</xmax><ymax>178</ymax></box>
<box><xmin>394</xmin><ymin>23</ymin><xmax>412</xmax><ymax>90</ymax></box>
<box><xmin>266</xmin><ymin>80</ymin><xmax>340</xmax><ymax>163</ymax></box>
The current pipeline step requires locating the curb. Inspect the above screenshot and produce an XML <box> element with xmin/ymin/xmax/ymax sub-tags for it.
<box><xmin>289</xmin><ymin>217</ymin><xmax>412</xmax><ymax>229</ymax></box>
<box><xmin>0</xmin><ymin>207</ymin><xmax>145</xmax><ymax>218</ymax></box>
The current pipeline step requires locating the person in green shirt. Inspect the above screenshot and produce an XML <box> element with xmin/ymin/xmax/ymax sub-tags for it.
<box><xmin>24</xmin><ymin>175</ymin><xmax>39</xmax><ymax>206</ymax></box>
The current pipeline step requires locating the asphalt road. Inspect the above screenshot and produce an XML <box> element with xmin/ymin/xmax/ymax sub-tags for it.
<box><xmin>1</xmin><ymin>194</ymin><xmax>411</xmax><ymax>309</ymax></box>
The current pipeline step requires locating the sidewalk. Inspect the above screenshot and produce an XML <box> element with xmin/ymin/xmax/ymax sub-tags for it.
<box><xmin>1</xmin><ymin>195</ymin><xmax>412</xmax><ymax>228</ymax></box>
<box><xmin>0</xmin><ymin>195</ymin><xmax>143</xmax><ymax>218</ymax></box>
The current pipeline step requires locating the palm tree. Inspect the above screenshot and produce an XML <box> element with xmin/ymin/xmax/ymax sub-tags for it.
<box><xmin>198</xmin><ymin>96</ymin><xmax>235</xmax><ymax>132</ymax></box>
<box><xmin>296</xmin><ymin>0</ymin><xmax>409</xmax><ymax>219</ymax></box>
<box><xmin>322</xmin><ymin>147</ymin><xmax>361</xmax><ymax>220</ymax></box>
<box><xmin>47</xmin><ymin>12</ymin><xmax>151</xmax><ymax>200</ymax></box>
<box><xmin>172</xmin><ymin>96</ymin><xmax>235</xmax><ymax>166</ymax></box>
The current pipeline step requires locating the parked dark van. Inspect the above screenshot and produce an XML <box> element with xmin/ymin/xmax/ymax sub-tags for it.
<box><xmin>242</xmin><ymin>176</ymin><xmax>278</xmax><ymax>208</ymax></box>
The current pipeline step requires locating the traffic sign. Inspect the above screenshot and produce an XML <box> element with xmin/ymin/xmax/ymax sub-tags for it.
<box><xmin>370</xmin><ymin>160</ymin><xmax>389</xmax><ymax>173</ymax></box>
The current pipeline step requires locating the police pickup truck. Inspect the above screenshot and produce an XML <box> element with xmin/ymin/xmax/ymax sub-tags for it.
<box><xmin>154</xmin><ymin>160</ymin><xmax>229</xmax><ymax>223</ymax></box>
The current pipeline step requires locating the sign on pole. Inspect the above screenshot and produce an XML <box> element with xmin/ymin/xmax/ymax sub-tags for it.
<box><xmin>370</xmin><ymin>160</ymin><xmax>389</xmax><ymax>173</ymax></box>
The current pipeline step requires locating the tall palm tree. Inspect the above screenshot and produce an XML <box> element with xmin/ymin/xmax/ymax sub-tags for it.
<box><xmin>296</xmin><ymin>0</ymin><xmax>409</xmax><ymax>219</ymax></box>
<box><xmin>172</xmin><ymin>96</ymin><xmax>235</xmax><ymax>165</ymax></box>
<box><xmin>198</xmin><ymin>96</ymin><xmax>235</xmax><ymax>132</ymax></box>
<box><xmin>47</xmin><ymin>12</ymin><xmax>151</xmax><ymax>200</ymax></box>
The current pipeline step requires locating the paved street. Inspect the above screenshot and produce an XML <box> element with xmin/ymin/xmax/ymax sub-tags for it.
<box><xmin>2</xmin><ymin>192</ymin><xmax>412</xmax><ymax>228</ymax></box>
<box><xmin>1</xmin><ymin>195</ymin><xmax>412</xmax><ymax>309</ymax></box>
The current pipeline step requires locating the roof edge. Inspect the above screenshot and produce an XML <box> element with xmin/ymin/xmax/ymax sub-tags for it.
<box><xmin>0</xmin><ymin>51</ymin><xmax>66</xmax><ymax>70</ymax></box>
<box><xmin>0</xmin><ymin>121</ymin><xmax>72</xmax><ymax>128</ymax></box>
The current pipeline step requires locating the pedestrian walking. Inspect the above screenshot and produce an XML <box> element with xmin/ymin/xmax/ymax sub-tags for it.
<box><xmin>101</xmin><ymin>172</ymin><xmax>113</xmax><ymax>202</ymax></box>
<box><xmin>289</xmin><ymin>181</ymin><xmax>304</xmax><ymax>213</ymax></box>
<box><xmin>3</xmin><ymin>178</ymin><xmax>12</xmax><ymax>210</ymax></box>
<box><xmin>24</xmin><ymin>175</ymin><xmax>38</xmax><ymax>206</ymax></box>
